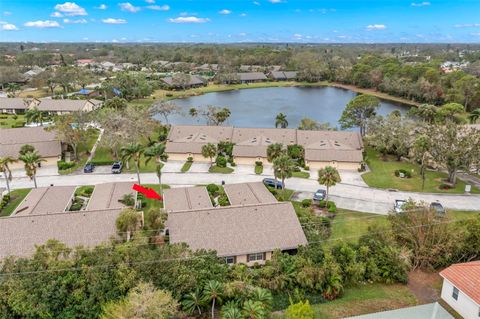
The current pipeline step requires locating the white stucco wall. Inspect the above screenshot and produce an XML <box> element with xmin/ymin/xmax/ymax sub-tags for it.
<box><xmin>441</xmin><ymin>278</ymin><xmax>479</xmax><ymax>319</ymax></box>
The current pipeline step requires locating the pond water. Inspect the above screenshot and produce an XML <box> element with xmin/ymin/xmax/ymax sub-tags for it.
<box><xmin>161</xmin><ymin>86</ymin><xmax>411</xmax><ymax>129</ymax></box>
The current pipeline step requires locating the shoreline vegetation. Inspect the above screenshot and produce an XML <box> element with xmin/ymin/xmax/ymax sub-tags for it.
<box><xmin>130</xmin><ymin>80</ymin><xmax>421</xmax><ymax>107</ymax></box>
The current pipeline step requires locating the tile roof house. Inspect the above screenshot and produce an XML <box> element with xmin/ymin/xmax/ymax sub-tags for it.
<box><xmin>440</xmin><ymin>261</ymin><xmax>480</xmax><ymax>319</ymax></box>
<box><xmin>87</xmin><ymin>182</ymin><xmax>136</xmax><ymax>210</ymax></box>
<box><xmin>163</xmin><ymin>186</ymin><xmax>213</xmax><ymax>213</ymax></box>
<box><xmin>13</xmin><ymin>186</ymin><xmax>76</xmax><ymax>216</ymax></box>
<box><xmin>166</xmin><ymin>125</ymin><xmax>363</xmax><ymax>170</ymax></box>
<box><xmin>223</xmin><ymin>182</ymin><xmax>277</xmax><ymax>206</ymax></box>
<box><xmin>0</xmin><ymin>97</ymin><xmax>102</xmax><ymax>115</ymax></box>
<box><xmin>0</xmin><ymin>127</ymin><xmax>62</xmax><ymax>168</ymax></box>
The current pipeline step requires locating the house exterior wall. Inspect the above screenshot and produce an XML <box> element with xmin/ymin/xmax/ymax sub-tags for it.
<box><xmin>441</xmin><ymin>278</ymin><xmax>479</xmax><ymax>319</ymax></box>
<box><xmin>9</xmin><ymin>156</ymin><xmax>59</xmax><ymax>170</ymax></box>
<box><xmin>234</xmin><ymin>156</ymin><xmax>266</xmax><ymax>165</ymax></box>
<box><xmin>167</xmin><ymin>153</ymin><xmax>210</xmax><ymax>163</ymax></box>
<box><xmin>233</xmin><ymin>251</ymin><xmax>273</xmax><ymax>266</ymax></box>
<box><xmin>307</xmin><ymin>160</ymin><xmax>360</xmax><ymax>171</ymax></box>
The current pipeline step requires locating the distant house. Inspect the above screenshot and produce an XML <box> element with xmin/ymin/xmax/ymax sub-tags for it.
<box><xmin>165</xmin><ymin>182</ymin><xmax>307</xmax><ymax>265</ymax></box>
<box><xmin>161</xmin><ymin>74</ymin><xmax>207</xmax><ymax>90</ymax></box>
<box><xmin>166</xmin><ymin>125</ymin><xmax>364</xmax><ymax>170</ymax></box>
<box><xmin>0</xmin><ymin>97</ymin><xmax>102</xmax><ymax>115</ymax></box>
<box><xmin>13</xmin><ymin>186</ymin><xmax>76</xmax><ymax>216</ymax></box>
<box><xmin>0</xmin><ymin>97</ymin><xmax>31</xmax><ymax>114</ymax></box>
<box><xmin>269</xmin><ymin>71</ymin><xmax>298</xmax><ymax>81</ymax></box>
<box><xmin>76</xmin><ymin>59</ymin><xmax>95</xmax><ymax>66</ymax></box>
<box><xmin>440</xmin><ymin>261</ymin><xmax>480</xmax><ymax>319</ymax></box>
<box><xmin>237</xmin><ymin>72</ymin><xmax>268</xmax><ymax>84</ymax></box>
<box><xmin>0</xmin><ymin>127</ymin><xmax>62</xmax><ymax>168</ymax></box>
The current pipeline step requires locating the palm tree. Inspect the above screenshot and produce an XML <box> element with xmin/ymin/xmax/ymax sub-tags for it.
<box><xmin>250</xmin><ymin>287</ymin><xmax>273</xmax><ymax>312</ymax></box>
<box><xmin>242</xmin><ymin>300</ymin><xmax>266</xmax><ymax>319</ymax></box>
<box><xmin>0</xmin><ymin>156</ymin><xmax>17</xmax><ymax>194</ymax></box>
<box><xmin>202</xmin><ymin>280</ymin><xmax>223</xmax><ymax>319</ymax></box>
<box><xmin>144</xmin><ymin>143</ymin><xmax>168</xmax><ymax>198</ymax></box>
<box><xmin>468</xmin><ymin>108</ymin><xmax>480</xmax><ymax>124</ymax></box>
<box><xmin>273</xmin><ymin>154</ymin><xmax>296</xmax><ymax>193</ymax></box>
<box><xmin>189</xmin><ymin>107</ymin><xmax>198</xmax><ymax>121</ymax></box>
<box><xmin>19</xmin><ymin>151</ymin><xmax>45</xmax><ymax>188</ymax></box>
<box><xmin>275</xmin><ymin>113</ymin><xmax>288</xmax><ymax>128</ymax></box>
<box><xmin>25</xmin><ymin>107</ymin><xmax>44</xmax><ymax>125</ymax></box>
<box><xmin>267</xmin><ymin>143</ymin><xmax>284</xmax><ymax>189</ymax></box>
<box><xmin>182</xmin><ymin>289</ymin><xmax>204</xmax><ymax>316</ymax></box>
<box><xmin>221</xmin><ymin>301</ymin><xmax>243</xmax><ymax>319</ymax></box>
<box><xmin>318</xmin><ymin>166</ymin><xmax>341</xmax><ymax>203</ymax></box>
<box><xmin>121</xmin><ymin>142</ymin><xmax>145</xmax><ymax>184</ymax></box>
<box><xmin>201</xmin><ymin>143</ymin><xmax>218</xmax><ymax>168</ymax></box>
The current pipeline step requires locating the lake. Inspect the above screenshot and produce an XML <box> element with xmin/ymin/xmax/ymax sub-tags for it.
<box><xmin>161</xmin><ymin>86</ymin><xmax>411</xmax><ymax>129</ymax></box>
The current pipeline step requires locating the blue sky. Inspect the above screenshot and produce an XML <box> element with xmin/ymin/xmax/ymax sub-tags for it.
<box><xmin>1</xmin><ymin>0</ymin><xmax>480</xmax><ymax>43</ymax></box>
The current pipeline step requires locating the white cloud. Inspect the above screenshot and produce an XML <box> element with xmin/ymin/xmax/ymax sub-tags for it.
<box><xmin>145</xmin><ymin>0</ymin><xmax>155</xmax><ymax>3</ymax></box>
<box><xmin>293</xmin><ymin>33</ymin><xmax>303</xmax><ymax>39</ymax></box>
<box><xmin>83</xmin><ymin>37</ymin><xmax>89</xmax><ymax>40</ymax></box>
<box><xmin>119</xmin><ymin>2</ymin><xmax>141</xmax><ymax>13</ymax></box>
<box><xmin>24</xmin><ymin>20</ymin><xmax>61</xmax><ymax>28</ymax></box>
<box><xmin>3</xmin><ymin>11</ymin><xmax>12</xmax><ymax>16</ymax></box>
<box><xmin>51</xmin><ymin>12</ymin><xmax>64</xmax><ymax>17</ymax></box>
<box><xmin>102</xmin><ymin>18</ymin><xmax>127</xmax><ymax>24</ymax></box>
<box><xmin>63</xmin><ymin>18</ymin><xmax>87</xmax><ymax>24</ymax></box>
<box><xmin>240</xmin><ymin>13</ymin><xmax>247</xmax><ymax>17</ymax></box>
<box><xmin>268</xmin><ymin>0</ymin><xmax>283</xmax><ymax>3</ymax></box>
<box><xmin>239</xmin><ymin>32</ymin><xmax>247</xmax><ymax>36</ymax></box>
<box><xmin>96</xmin><ymin>4</ymin><xmax>107</xmax><ymax>9</ymax></box>
<box><xmin>253</xmin><ymin>1</ymin><xmax>260</xmax><ymax>5</ymax></box>
<box><xmin>147</xmin><ymin>5</ymin><xmax>170</xmax><ymax>10</ymax></box>
<box><xmin>219</xmin><ymin>9</ymin><xmax>231</xmax><ymax>15</ymax></box>
<box><xmin>2</xmin><ymin>23</ymin><xmax>18</xmax><ymax>31</ymax></box>
<box><xmin>411</xmin><ymin>1</ymin><xmax>430</xmax><ymax>7</ymax></box>
<box><xmin>54</xmin><ymin>2</ymin><xmax>87</xmax><ymax>16</ymax></box>
<box><xmin>455</xmin><ymin>23</ymin><xmax>480</xmax><ymax>28</ymax></box>
<box><xmin>168</xmin><ymin>16</ymin><xmax>210</xmax><ymax>23</ymax></box>
<box><xmin>366</xmin><ymin>24</ymin><xmax>386</xmax><ymax>31</ymax></box>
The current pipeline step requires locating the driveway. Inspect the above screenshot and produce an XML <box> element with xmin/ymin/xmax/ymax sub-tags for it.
<box><xmin>162</xmin><ymin>161</ymin><xmax>184</xmax><ymax>173</ymax></box>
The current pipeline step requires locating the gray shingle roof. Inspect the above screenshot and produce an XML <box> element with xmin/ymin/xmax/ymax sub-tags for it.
<box><xmin>0</xmin><ymin>127</ymin><xmax>61</xmax><ymax>159</ymax></box>
<box><xmin>0</xmin><ymin>97</ymin><xmax>30</xmax><ymax>110</ymax></box>
<box><xmin>13</xmin><ymin>186</ymin><xmax>76</xmax><ymax>216</ymax></box>
<box><xmin>0</xmin><ymin>208</ymin><xmax>121</xmax><ymax>259</ymax></box>
<box><xmin>87</xmin><ymin>182</ymin><xmax>136</xmax><ymax>210</ymax></box>
<box><xmin>237</xmin><ymin>72</ymin><xmax>268</xmax><ymax>81</ymax></box>
<box><xmin>223</xmin><ymin>182</ymin><xmax>277</xmax><ymax>206</ymax></box>
<box><xmin>162</xmin><ymin>74</ymin><xmax>206</xmax><ymax>87</ymax></box>
<box><xmin>163</xmin><ymin>186</ymin><xmax>213</xmax><ymax>212</ymax></box>
<box><xmin>36</xmin><ymin>99</ymin><xmax>102</xmax><ymax>112</ymax></box>
<box><xmin>167</xmin><ymin>201</ymin><xmax>307</xmax><ymax>257</ymax></box>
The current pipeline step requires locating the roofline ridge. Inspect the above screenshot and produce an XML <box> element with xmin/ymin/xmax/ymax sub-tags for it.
<box><xmin>2</xmin><ymin>207</ymin><xmax>123</xmax><ymax>220</ymax></box>
<box><xmin>168</xmin><ymin>200</ymin><xmax>288</xmax><ymax>214</ymax></box>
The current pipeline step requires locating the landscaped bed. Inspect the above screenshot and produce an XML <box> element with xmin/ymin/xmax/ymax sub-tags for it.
<box><xmin>181</xmin><ymin>160</ymin><xmax>193</xmax><ymax>173</ymax></box>
<box><xmin>208</xmin><ymin>165</ymin><xmax>234</xmax><ymax>174</ymax></box>
<box><xmin>362</xmin><ymin>148</ymin><xmax>480</xmax><ymax>194</ymax></box>
<box><xmin>0</xmin><ymin>188</ymin><xmax>31</xmax><ymax>217</ymax></box>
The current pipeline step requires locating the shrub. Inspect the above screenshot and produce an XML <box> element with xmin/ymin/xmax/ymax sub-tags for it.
<box><xmin>187</xmin><ymin>156</ymin><xmax>193</xmax><ymax>162</ymax></box>
<box><xmin>285</xmin><ymin>300</ymin><xmax>314</xmax><ymax>319</ymax></box>
<box><xmin>0</xmin><ymin>194</ymin><xmax>11</xmax><ymax>210</ymax></box>
<box><xmin>206</xmin><ymin>184</ymin><xmax>220</xmax><ymax>195</ymax></box>
<box><xmin>293</xmin><ymin>166</ymin><xmax>301</xmax><ymax>172</ymax></box>
<box><xmin>57</xmin><ymin>160</ymin><xmax>76</xmax><ymax>170</ymax></box>
<box><xmin>303</xmin><ymin>165</ymin><xmax>310</xmax><ymax>171</ymax></box>
<box><xmin>255</xmin><ymin>161</ymin><xmax>263</xmax><ymax>167</ymax></box>
<box><xmin>301</xmin><ymin>199</ymin><xmax>312</xmax><ymax>208</ymax></box>
<box><xmin>216</xmin><ymin>156</ymin><xmax>227</xmax><ymax>168</ymax></box>
<box><xmin>394</xmin><ymin>169</ymin><xmax>412</xmax><ymax>178</ymax></box>
<box><xmin>12</xmin><ymin>114</ymin><xmax>18</xmax><ymax>120</ymax></box>
<box><xmin>230</xmin><ymin>162</ymin><xmax>236</xmax><ymax>167</ymax></box>
<box><xmin>119</xmin><ymin>194</ymin><xmax>135</xmax><ymax>207</ymax></box>
<box><xmin>218</xmin><ymin>194</ymin><xmax>230</xmax><ymax>206</ymax></box>
<box><xmin>318</xmin><ymin>200</ymin><xmax>327</xmax><ymax>208</ymax></box>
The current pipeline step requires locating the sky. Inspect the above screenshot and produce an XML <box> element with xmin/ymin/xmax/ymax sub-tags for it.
<box><xmin>1</xmin><ymin>0</ymin><xmax>480</xmax><ymax>43</ymax></box>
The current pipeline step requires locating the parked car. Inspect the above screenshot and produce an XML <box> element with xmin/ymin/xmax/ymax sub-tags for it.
<box><xmin>393</xmin><ymin>199</ymin><xmax>407</xmax><ymax>213</ymax></box>
<box><xmin>313</xmin><ymin>189</ymin><xmax>326</xmax><ymax>201</ymax></box>
<box><xmin>430</xmin><ymin>201</ymin><xmax>446</xmax><ymax>215</ymax></box>
<box><xmin>83</xmin><ymin>162</ymin><xmax>95</xmax><ymax>173</ymax></box>
<box><xmin>262</xmin><ymin>178</ymin><xmax>283</xmax><ymax>189</ymax></box>
<box><xmin>111</xmin><ymin>161</ymin><xmax>123</xmax><ymax>174</ymax></box>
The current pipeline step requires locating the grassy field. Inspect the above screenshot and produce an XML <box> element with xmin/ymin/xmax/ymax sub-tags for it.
<box><xmin>292</xmin><ymin>171</ymin><xmax>310</xmax><ymax>179</ymax></box>
<box><xmin>209</xmin><ymin>166</ymin><xmax>234</xmax><ymax>174</ymax></box>
<box><xmin>329</xmin><ymin>210</ymin><xmax>388</xmax><ymax>243</ymax></box>
<box><xmin>140</xmin><ymin>184</ymin><xmax>170</xmax><ymax>211</ymax></box>
<box><xmin>311</xmin><ymin>283</ymin><xmax>417</xmax><ymax>319</ymax></box>
<box><xmin>0</xmin><ymin>114</ymin><xmax>26</xmax><ymax>128</ymax></box>
<box><xmin>0</xmin><ymin>188</ymin><xmax>31</xmax><ymax>217</ymax></box>
<box><xmin>362</xmin><ymin>148</ymin><xmax>480</xmax><ymax>194</ymax></box>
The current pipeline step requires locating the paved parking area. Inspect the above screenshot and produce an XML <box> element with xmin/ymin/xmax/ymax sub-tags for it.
<box><xmin>189</xmin><ymin>163</ymin><xmax>210</xmax><ymax>173</ymax></box>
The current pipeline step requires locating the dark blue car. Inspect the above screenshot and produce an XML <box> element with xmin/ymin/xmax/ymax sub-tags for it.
<box><xmin>262</xmin><ymin>178</ymin><xmax>284</xmax><ymax>189</ymax></box>
<box><xmin>83</xmin><ymin>162</ymin><xmax>95</xmax><ymax>173</ymax></box>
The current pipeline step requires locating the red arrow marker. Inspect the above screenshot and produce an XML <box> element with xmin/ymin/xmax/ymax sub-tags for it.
<box><xmin>133</xmin><ymin>184</ymin><xmax>162</xmax><ymax>200</ymax></box>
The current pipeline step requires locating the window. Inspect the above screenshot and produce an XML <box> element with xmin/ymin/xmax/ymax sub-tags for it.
<box><xmin>452</xmin><ymin>287</ymin><xmax>459</xmax><ymax>300</ymax></box>
<box><xmin>224</xmin><ymin>256</ymin><xmax>236</xmax><ymax>264</ymax></box>
<box><xmin>247</xmin><ymin>252</ymin><xmax>265</xmax><ymax>262</ymax></box>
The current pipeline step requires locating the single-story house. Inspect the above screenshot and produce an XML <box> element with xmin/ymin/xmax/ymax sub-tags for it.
<box><xmin>13</xmin><ymin>186</ymin><xmax>76</xmax><ymax>216</ymax></box>
<box><xmin>161</xmin><ymin>74</ymin><xmax>207</xmax><ymax>90</ymax></box>
<box><xmin>345</xmin><ymin>302</ymin><xmax>453</xmax><ymax>319</ymax></box>
<box><xmin>237</xmin><ymin>72</ymin><xmax>268</xmax><ymax>84</ymax></box>
<box><xmin>165</xmin><ymin>125</ymin><xmax>234</xmax><ymax>162</ymax></box>
<box><xmin>0</xmin><ymin>97</ymin><xmax>30</xmax><ymax>114</ymax></box>
<box><xmin>440</xmin><ymin>261</ymin><xmax>480</xmax><ymax>319</ymax></box>
<box><xmin>269</xmin><ymin>71</ymin><xmax>297</xmax><ymax>81</ymax></box>
<box><xmin>223</xmin><ymin>182</ymin><xmax>277</xmax><ymax>206</ymax></box>
<box><xmin>166</xmin><ymin>200</ymin><xmax>307</xmax><ymax>265</ymax></box>
<box><xmin>34</xmin><ymin>98</ymin><xmax>103</xmax><ymax>115</ymax></box>
<box><xmin>87</xmin><ymin>182</ymin><xmax>137</xmax><ymax>210</ymax></box>
<box><xmin>0</xmin><ymin>208</ymin><xmax>122</xmax><ymax>259</ymax></box>
<box><xmin>0</xmin><ymin>127</ymin><xmax>62</xmax><ymax>169</ymax></box>
<box><xmin>163</xmin><ymin>186</ymin><xmax>213</xmax><ymax>213</ymax></box>
<box><xmin>166</xmin><ymin>125</ymin><xmax>364</xmax><ymax>170</ymax></box>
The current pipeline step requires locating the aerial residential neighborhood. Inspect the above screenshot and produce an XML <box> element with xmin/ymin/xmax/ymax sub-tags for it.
<box><xmin>1</xmin><ymin>1</ymin><xmax>480</xmax><ymax>319</ymax></box>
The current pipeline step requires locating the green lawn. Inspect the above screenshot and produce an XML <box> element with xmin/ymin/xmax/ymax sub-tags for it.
<box><xmin>0</xmin><ymin>114</ymin><xmax>26</xmax><ymax>128</ymax></box>
<box><xmin>181</xmin><ymin>161</ymin><xmax>193</xmax><ymax>173</ymax></box>
<box><xmin>362</xmin><ymin>148</ymin><xmax>480</xmax><ymax>194</ymax></box>
<box><xmin>311</xmin><ymin>283</ymin><xmax>417</xmax><ymax>319</ymax></box>
<box><xmin>292</xmin><ymin>171</ymin><xmax>310</xmax><ymax>179</ymax></box>
<box><xmin>255</xmin><ymin>165</ymin><xmax>263</xmax><ymax>175</ymax></box>
<box><xmin>209</xmin><ymin>166</ymin><xmax>234</xmax><ymax>174</ymax></box>
<box><xmin>92</xmin><ymin>147</ymin><xmax>164</xmax><ymax>173</ymax></box>
<box><xmin>139</xmin><ymin>184</ymin><xmax>170</xmax><ymax>212</ymax></box>
<box><xmin>329</xmin><ymin>210</ymin><xmax>388</xmax><ymax>243</ymax></box>
<box><xmin>0</xmin><ymin>188</ymin><xmax>31</xmax><ymax>217</ymax></box>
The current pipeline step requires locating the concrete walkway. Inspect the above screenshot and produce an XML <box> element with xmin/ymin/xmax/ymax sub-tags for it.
<box><xmin>3</xmin><ymin>169</ymin><xmax>479</xmax><ymax>215</ymax></box>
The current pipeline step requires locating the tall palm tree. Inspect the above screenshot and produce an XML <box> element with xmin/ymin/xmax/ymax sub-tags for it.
<box><xmin>242</xmin><ymin>300</ymin><xmax>266</xmax><ymax>319</ymax></box>
<box><xmin>19</xmin><ymin>151</ymin><xmax>45</xmax><ymax>188</ymax></box>
<box><xmin>318</xmin><ymin>166</ymin><xmax>341</xmax><ymax>203</ymax></box>
<box><xmin>121</xmin><ymin>142</ymin><xmax>145</xmax><ymax>184</ymax></box>
<box><xmin>182</xmin><ymin>289</ymin><xmax>204</xmax><ymax>316</ymax></box>
<box><xmin>144</xmin><ymin>143</ymin><xmax>168</xmax><ymax>197</ymax></box>
<box><xmin>275</xmin><ymin>113</ymin><xmax>288</xmax><ymax>128</ymax></box>
<box><xmin>201</xmin><ymin>143</ymin><xmax>218</xmax><ymax>168</ymax></box>
<box><xmin>468</xmin><ymin>108</ymin><xmax>480</xmax><ymax>124</ymax></box>
<box><xmin>267</xmin><ymin>143</ymin><xmax>284</xmax><ymax>189</ymax></box>
<box><xmin>202</xmin><ymin>280</ymin><xmax>223</xmax><ymax>319</ymax></box>
<box><xmin>0</xmin><ymin>156</ymin><xmax>17</xmax><ymax>194</ymax></box>
<box><xmin>273</xmin><ymin>154</ymin><xmax>296</xmax><ymax>193</ymax></box>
